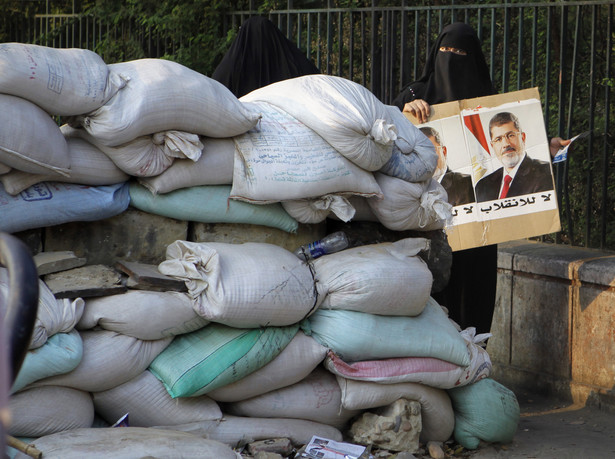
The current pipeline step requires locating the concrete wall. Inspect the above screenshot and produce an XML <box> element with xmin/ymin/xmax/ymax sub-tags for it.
<box><xmin>488</xmin><ymin>240</ymin><xmax>615</xmax><ymax>413</ymax></box>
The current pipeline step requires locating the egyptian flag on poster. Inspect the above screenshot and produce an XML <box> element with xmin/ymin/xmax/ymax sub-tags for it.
<box><xmin>462</xmin><ymin>111</ymin><xmax>492</xmax><ymax>183</ymax></box>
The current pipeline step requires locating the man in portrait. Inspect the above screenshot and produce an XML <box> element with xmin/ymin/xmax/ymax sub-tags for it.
<box><xmin>420</xmin><ymin>126</ymin><xmax>475</xmax><ymax>207</ymax></box>
<box><xmin>474</xmin><ymin>111</ymin><xmax>554</xmax><ymax>202</ymax></box>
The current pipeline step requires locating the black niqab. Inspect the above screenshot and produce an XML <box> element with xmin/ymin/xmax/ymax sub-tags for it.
<box><xmin>393</xmin><ymin>22</ymin><xmax>496</xmax><ymax>108</ymax></box>
<box><xmin>212</xmin><ymin>16</ymin><xmax>320</xmax><ymax>99</ymax></box>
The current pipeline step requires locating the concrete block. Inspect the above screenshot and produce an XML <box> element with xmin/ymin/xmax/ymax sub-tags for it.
<box><xmin>577</xmin><ymin>255</ymin><xmax>615</xmax><ymax>286</ymax></box>
<box><xmin>572</xmin><ymin>287</ymin><xmax>615</xmax><ymax>389</ymax></box>
<box><xmin>43</xmin><ymin>264</ymin><xmax>126</xmax><ymax>299</ymax></box>
<box><xmin>190</xmin><ymin>221</ymin><xmax>326</xmax><ymax>252</ymax></box>
<box><xmin>34</xmin><ymin>251</ymin><xmax>86</xmax><ymax>276</ymax></box>
<box><xmin>487</xmin><ymin>269</ymin><xmax>513</xmax><ymax>365</ymax></box>
<box><xmin>44</xmin><ymin>208</ymin><xmax>188</xmax><ymax>265</ymax></box>
<box><xmin>501</xmin><ymin>240</ymin><xmax>607</xmax><ymax>279</ymax></box>
<box><xmin>510</xmin><ymin>275</ymin><xmax>571</xmax><ymax>379</ymax></box>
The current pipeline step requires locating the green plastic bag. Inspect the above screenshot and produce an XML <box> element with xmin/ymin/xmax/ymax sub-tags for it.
<box><xmin>448</xmin><ymin>377</ymin><xmax>520</xmax><ymax>449</ymax></box>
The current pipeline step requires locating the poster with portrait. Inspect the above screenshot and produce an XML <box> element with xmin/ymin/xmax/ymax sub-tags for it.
<box><xmin>405</xmin><ymin>88</ymin><xmax>560</xmax><ymax>251</ymax></box>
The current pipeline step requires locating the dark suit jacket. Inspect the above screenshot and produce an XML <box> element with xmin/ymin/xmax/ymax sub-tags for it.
<box><xmin>475</xmin><ymin>154</ymin><xmax>554</xmax><ymax>202</ymax></box>
<box><xmin>440</xmin><ymin>168</ymin><xmax>475</xmax><ymax>207</ymax></box>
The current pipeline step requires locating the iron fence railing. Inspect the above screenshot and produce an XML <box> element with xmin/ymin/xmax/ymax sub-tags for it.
<box><xmin>2</xmin><ymin>1</ymin><xmax>614</xmax><ymax>251</ymax></box>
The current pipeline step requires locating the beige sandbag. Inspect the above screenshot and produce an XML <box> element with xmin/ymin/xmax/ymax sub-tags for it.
<box><xmin>0</xmin><ymin>268</ymin><xmax>84</xmax><ymax>349</ymax></box>
<box><xmin>0</xmin><ymin>43</ymin><xmax>122</xmax><ymax>116</ymax></box>
<box><xmin>158</xmin><ymin>240</ymin><xmax>322</xmax><ymax>328</ymax></box>
<box><xmin>0</xmin><ymin>162</ymin><xmax>10</xmax><ymax>174</ymax></box>
<box><xmin>207</xmin><ymin>331</ymin><xmax>327</xmax><ymax>402</ymax></box>
<box><xmin>368</xmin><ymin>173</ymin><xmax>452</xmax><ymax>231</ymax></box>
<box><xmin>93</xmin><ymin>370</ymin><xmax>222</xmax><ymax>427</ymax></box>
<box><xmin>77</xmin><ymin>290</ymin><xmax>209</xmax><ymax>340</ymax></box>
<box><xmin>0</xmin><ymin>94</ymin><xmax>70</xmax><ymax>176</ymax></box>
<box><xmin>65</xmin><ymin>125</ymin><xmax>204</xmax><ymax>177</ymax></box>
<box><xmin>138</xmin><ymin>137</ymin><xmax>235</xmax><ymax>194</ymax></box>
<box><xmin>12</xmin><ymin>427</ymin><xmax>242</xmax><ymax>459</ymax></box>
<box><xmin>30</xmin><ymin>330</ymin><xmax>172</xmax><ymax>392</ymax></box>
<box><xmin>223</xmin><ymin>367</ymin><xmax>361</xmax><ymax>430</ymax></box>
<box><xmin>157</xmin><ymin>415</ymin><xmax>343</xmax><ymax>448</ymax></box>
<box><xmin>312</xmin><ymin>238</ymin><xmax>433</xmax><ymax>316</ymax></box>
<box><xmin>337</xmin><ymin>377</ymin><xmax>455</xmax><ymax>443</ymax></box>
<box><xmin>230</xmin><ymin>101</ymin><xmax>383</xmax><ymax>204</ymax></box>
<box><xmin>8</xmin><ymin>386</ymin><xmax>94</xmax><ymax>437</ymax></box>
<box><xmin>0</xmin><ymin>135</ymin><xmax>129</xmax><ymax>195</ymax></box>
<box><xmin>70</xmin><ymin>58</ymin><xmax>260</xmax><ymax>146</ymax></box>
<box><xmin>241</xmin><ymin>74</ymin><xmax>397</xmax><ymax>171</ymax></box>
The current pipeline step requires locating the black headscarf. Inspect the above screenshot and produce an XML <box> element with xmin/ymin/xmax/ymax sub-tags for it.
<box><xmin>212</xmin><ymin>16</ymin><xmax>320</xmax><ymax>99</ymax></box>
<box><xmin>393</xmin><ymin>22</ymin><xmax>496</xmax><ymax>108</ymax></box>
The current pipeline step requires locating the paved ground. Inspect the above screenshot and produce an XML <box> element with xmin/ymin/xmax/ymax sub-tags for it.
<box><xmin>468</xmin><ymin>390</ymin><xmax>615</xmax><ymax>459</ymax></box>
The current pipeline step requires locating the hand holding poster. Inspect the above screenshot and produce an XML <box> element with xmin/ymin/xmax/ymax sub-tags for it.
<box><xmin>405</xmin><ymin>88</ymin><xmax>560</xmax><ymax>251</ymax></box>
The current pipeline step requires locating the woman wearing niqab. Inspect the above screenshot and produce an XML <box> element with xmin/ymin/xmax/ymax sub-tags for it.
<box><xmin>393</xmin><ymin>22</ymin><xmax>498</xmax><ymax>334</ymax></box>
<box><xmin>212</xmin><ymin>16</ymin><xmax>320</xmax><ymax>99</ymax></box>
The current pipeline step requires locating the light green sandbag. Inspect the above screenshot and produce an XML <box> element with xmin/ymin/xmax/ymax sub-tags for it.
<box><xmin>149</xmin><ymin>322</ymin><xmax>300</xmax><ymax>398</ymax></box>
<box><xmin>12</xmin><ymin>330</ymin><xmax>83</xmax><ymax>394</ymax></box>
<box><xmin>447</xmin><ymin>377</ymin><xmax>520</xmax><ymax>449</ymax></box>
<box><xmin>302</xmin><ymin>297</ymin><xmax>470</xmax><ymax>366</ymax></box>
<box><xmin>129</xmin><ymin>183</ymin><xmax>298</xmax><ymax>233</ymax></box>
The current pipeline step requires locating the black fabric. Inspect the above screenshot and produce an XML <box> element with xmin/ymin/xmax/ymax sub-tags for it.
<box><xmin>212</xmin><ymin>16</ymin><xmax>320</xmax><ymax>99</ymax></box>
<box><xmin>392</xmin><ymin>22</ymin><xmax>496</xmax><ymax>110</ymax></box>
<box><xmin>393</xmin><ymin>23</ymin><xmax>498</xmax><ymax>333</ymax></box>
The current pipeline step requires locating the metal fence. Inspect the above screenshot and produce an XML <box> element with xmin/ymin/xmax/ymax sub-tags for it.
<box><xmin>3</xmin><ymin>1</ymin><xmax>615</xmax><ymax>250</ymax></box>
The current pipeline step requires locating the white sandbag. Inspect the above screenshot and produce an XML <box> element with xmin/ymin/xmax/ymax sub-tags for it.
<box><xmin>302</xmin><ymin>297</ymin><xmax>471</xmax><ymax>366</ymax></box>
<box><xmin>282</xmin><ymin>194</ymin><xmax>356</xmax><ymax>224</ymax></box>
<box><xmin>138</xmin><ymin>137</ymin><xmax>235</xmax><ymax>194</ymax></box>
<box><xmin>158</xmin><ymin>240</ymin><xmax>322</xmax><ymax>328</ymax></box>
<box><xmin>367</xmin><ymin>173</ymin><xmax>452</xmax><ymax>231</ymax></box>
<box><xmin>0</xmin><ymin>268</ymin><xmax>84</xmax><ymax>349</ymax></box>
<box><xmin>70</xmin><ymin>58</ymin><xmax>261</xmax><ymax>146</ymax></box>
<box><xmin>0</xmin><ymin>135</ymin><xmax>130</xmax><ymax>195</ymax></box>
<box><xmin>77</xmin><ymin>290</ymin><xmax>209</xmax><ymax>340</ymax></box>
<box><xmin>8</xmin><ymin>386</ymin><xmax>94</xmax><ymax>437</ymax></box>
<box><xmin>129</xmin><ymin>183</ymin><xmax>299</xmax><ymax>233</ymax></box>
<box><xmin>230</xmin><ymin>101</ymin><xmax>383</xmax><ymax>204</ymax></box>
<box><xmin>0</xmin><ymin>94</ymin><xmax>70</xmax><ymax>176</ymax></box>
<box><xmin>93</xmin><ymin>370</ymin><xmax>222</xmax><ymax>427</ymax></box>
<box><xmin>149</xmin><ymin>323</ymin><xmax>299</xmax><ymax>398</ymax></box>
<box><xmin>12</xmin><ymin>428</ymin><xmax>242</xmax><ymax>459</ymax></box>
<box><xmin>448</xmin><ymin>378</ymin><xmax>520</xmax><ymax>449</ymax></box>
<box><xmin>312</xmin><ymin>238</ymin><xmax>432</xmax><ymax>316</ymax></box>
<box><xmin>30</xmin><ymin>330</ymin><xmax>172</xmax><ymax>393</ymax></box>
<box><xmin>11</xmin><ymin>330</ymin><xmax>83</xmax><ymax>394</ymax></box>
<box><xmin>207</xmin><ymin>331</ymin><xmax>327</xmax><ymax>402</ymax></box>
<box><xmin>64</xmin><ymin>124</ymin><xmax>204</xmax><ymax>177</ymax></box>
<box><xmin>323</xmin><ymin>328</ymin><xmax>492</xmax><ymax>388</ymax></box>
<box><xmin>158</xmin><ymin>415</ymin><xmax>343</xmax><ymax>447</ymax></box>
<box><xmin>378</xmin><ymin>105</ymin><xmax>438</xmax><ymax>182</ymax></box>
<box><xmin>223</xmin><ymin>367</ymin><xmax>361</xmax><ymax>430</ymax></box>
<box><xmin>0</xmin><ymin>182</ymin><xmax>130</xmax><ymax>234</ymax></box>
<box><xmin>242</xmin><ymin>75</ymin><xmax>397</xmax><ymax>171</ymax></box>
<box><xmin>337</xmin><ymin>377</ymin><xmax>454</xmax><ymax>443</ymax></box>
<box><xmin>0</xmin><ymin>43</ymin><xmax>122</xmax><ymax>116</ymax></box>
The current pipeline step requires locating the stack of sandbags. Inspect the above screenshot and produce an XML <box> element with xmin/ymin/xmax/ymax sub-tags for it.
<box><xmin>0</xmin><ymin>46</ymin><xmax>276</xmax><ymax>235</ymax></box>
<box><xmin>6</xmin><ymin>238</ymin><xmax>519</xmax><ymax>453</ymax></box>
<box><xmin>0</xmin><ymin>44</ymin><xmax>131</xmax><ymax>233</ymax></box>
<box><xmin>235</xmin><ymin>75</ymin><xmax>450</xmax><ymax>230</ymax></box>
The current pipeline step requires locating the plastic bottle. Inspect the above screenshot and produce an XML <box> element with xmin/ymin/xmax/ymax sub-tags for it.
<box><xmin>293</xmin><ymin>231</ymin><xmax>350</xmax><ymax>261</ymax></box>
